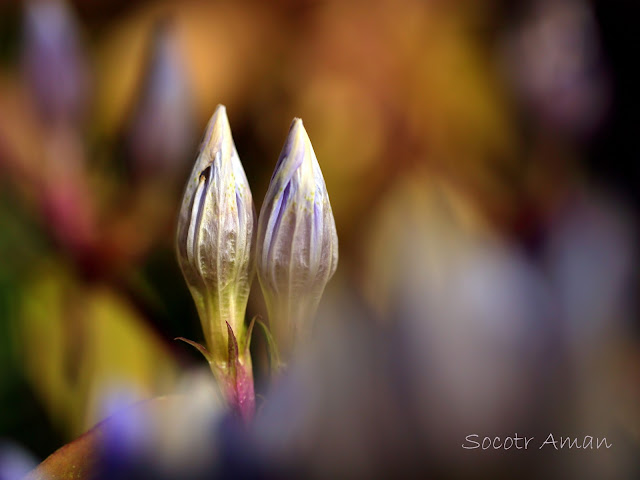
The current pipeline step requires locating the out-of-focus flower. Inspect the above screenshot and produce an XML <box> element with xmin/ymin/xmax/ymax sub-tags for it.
<box><xmin>541</xmin><ymin>192</ymin><xmax>637</xmax><ymax>478</ymax></box>
<box><xmin>254</xmin><ymin>311</ymin><xmax>419</xmax><ymax>480</ymax></box>
<box><xmin>126</xmin><ymin>19</ymin><xmax>195</xmax><ymax>180</ymax></box>
<box><xmin>21</xmin><ymin>0</ymin><xmax>90</xmax><ymax>126</ymax></box>
<box><xmin>502</xmin><ymin>0</ymin><xmax>611</xmax><ymax>138</ymax></box>
<box><xmin>0</xmin><ymin>442</ymin><xmax>37</xmax><ymax>480</ymax></box>
<box><xmin>257</xmin><ymin>119</ymin><xmax>338</xmax><ymax>357</ymax></box>
<box><xmin>98</xmin><ymin>371</ymin><xmax>224</xmax><ymax>479</ymax></box>
<box><xmin>176</xmin><ymin>105</ymin><xmax>255</xmax><ymax>420</ymax></box>
<box><xmin>361</xmin><ymin>171</ymin><xmax>489</xmax><ymax>318</ymax></box>
<box><xmin>361</xmin><ymin>171</ymin><xmax>555</xmax><ymax>453</ymax></box>
<box><xmin>399</xmin><ymin>232</ymin><xmax>554</xmax><ymax>442</ymax></box>
<box><xmin>26</xmin><ymin>371</ymin><xmax>226</xmax><ymax>480</ymax></box>
<box><xmin>544</xmin><ymin>192</ymin><xmax>636</xmax><ymax>351</ymax></box>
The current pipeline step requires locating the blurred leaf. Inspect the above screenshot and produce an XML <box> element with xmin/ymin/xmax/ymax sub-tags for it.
<box><xmin>17</xmin><ymin>261</ymin><xmax>179</xmax><ymax>438</ymax></box>
<box><xmin>23</xmin><ymin>423</ymin><xmax>101</xmax><ymax>480</ymax></box>
<box><xmin>0</xmin><ymin>74</ymin><xmax>48</xmax><ymax>193</ymax></box>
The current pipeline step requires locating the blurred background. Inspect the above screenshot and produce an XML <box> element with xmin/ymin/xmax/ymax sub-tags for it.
<box><xmin>0</xmin><ymin>0</ymin><xmax>639</xmax><ymax>478</ymax></box>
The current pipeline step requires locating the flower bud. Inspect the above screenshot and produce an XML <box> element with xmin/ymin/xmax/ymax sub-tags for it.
<box><xmin>21</xmin><ymin>0</ymin><xmax>90</xmax><ymax>125</ymax></box>
<box><xmin>127</xmin><ymin>19</ymin><xmax>195</xmax><ymax>180</ymax></box>
<box><xmin>176</xmin><ymin>105</ymin><xmax>255</xmax><ymax>362</ymax></box>
<box><xmin>257</xmin><ymin>119</ymin><xmax>338</xmax><ymax>355</ymax></box>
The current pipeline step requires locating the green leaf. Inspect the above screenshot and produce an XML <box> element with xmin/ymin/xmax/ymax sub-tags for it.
<box><xmin>174</xmin><ymin>337</ymin><xmax>211</xmax><ymax>363</ymax></box>
<box><xmin>257</xmin><ymin>319</ymin><xmax>283</xmax><ymax>374</ymax></box>
<box><xmin>244</xmin><ymin>316</ymin><xmax>257</xmax><ymax>356</ymax></box>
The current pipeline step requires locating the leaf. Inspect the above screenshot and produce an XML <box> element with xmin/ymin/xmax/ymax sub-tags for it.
<box><xmin>174</xmin><ymin>337</ymin><xmax>211</xmax><ymax>362</ymax></box>
<box><xmin>244</xmin><ymin>315</ymin><xmax>257</xmax><ymax>356</ymax></box>
<box><xmin>17</xmin><ymin>261</ymin><xmax>180</xmax><ymax>438</ymax></box>
<box><xmin>257</xmin><ymin>319</ymin><xmax>283</xmax><ymax>374</ymax></box>
<box><xmin>23</xmin><ymin>424</ymin><xmax>102</xmax><ymax>480</ymax></box>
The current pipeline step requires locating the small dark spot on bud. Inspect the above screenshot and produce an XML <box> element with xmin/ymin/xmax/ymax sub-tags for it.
<box><xmin>200</xmin><ymin>165</ymin><xmax>212</xmax><ymax>182</ymax></box>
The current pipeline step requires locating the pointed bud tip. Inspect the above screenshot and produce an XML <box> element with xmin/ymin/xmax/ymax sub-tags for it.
<box><xmin>282</xmin><ymin>117</ymin><xmax>314</xmax><ymax>163</ymax></box>
<box><xmin>288</xmin><ymin>117</ymin><xmax>306</xmax><ymax>140</ymax></box>
<box><xmin>201</xmin><ymin>104</ymin><xmax>233</xmax><ymax>156</ymax></box>
<box><xmin>211</xmin><ymin>104</ymin><xmax>230</xmax><ymax>129</ymax></box>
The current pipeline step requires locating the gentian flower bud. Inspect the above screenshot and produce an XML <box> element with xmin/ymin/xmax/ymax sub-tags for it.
<box><xmin>257</xmin><ymin>119</ymin><xmax>338</xmax><ymax>356</ymax></box>
<box><xmin>176</xmin><ymin>105</ymin><xmax>255</xmax><ymax>364</ymax></box>
<box><xmin>127</xmin><ymin>20</ymin><xmax>195</xmax><ymax>180</ymax></box>
<box><xmin>21</xmin><ymin>0</ymin><xmax>89</xmax><ymax>125</ymax></box>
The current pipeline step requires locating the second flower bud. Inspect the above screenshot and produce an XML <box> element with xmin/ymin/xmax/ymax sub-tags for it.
<box><xmin>257</xmin><ymin>119</ymin><xmax>338</xmax><ymax>357</ymax></box>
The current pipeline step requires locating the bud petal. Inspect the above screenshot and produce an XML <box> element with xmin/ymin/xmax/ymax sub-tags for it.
<box><xmin>257</xmin><ymin>119</ymin><xmax>338</xmax><ymax>355</ymax></box>
<box><xmin>176</xmin><ymin>105</ymin><xmax>255</xmax><ymax>362</ymax></box>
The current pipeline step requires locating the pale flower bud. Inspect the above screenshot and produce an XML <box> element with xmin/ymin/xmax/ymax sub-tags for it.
<box><xmin>257</xmin><ymin>119</ymin><xmax>338</xmax><ymax>356</ymax></box>
<box><xmin>21</xmin><ymin>0</ymin><xmax>89</xmax><ymax>125</ymax></box>
<box><xmin>127</xmin><ymin>20</ymin><xmax>195</xmax><ymax>179</ymax></box>
<box><xmin>176</xmin><ymin>105</ymin><xmax>255</xmax><ymax>363</ymax></box>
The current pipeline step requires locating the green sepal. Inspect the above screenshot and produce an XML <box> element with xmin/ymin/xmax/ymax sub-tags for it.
<box><xmin>174</xmin><ymin>337</ymin><xmax>211</xmax><ymax>363</ymax></box>
<box><xmin>244</xmin><ymin>316</ymin><xmax>257</xmax><ymax>356</ymax></box>
<box><xmin>257</xmin><ymin>319</ymin><xmax>284</xmax><ymax>374</ymax></box>
<box><xmin>226</xmin><ymin>322</ymin><xmax>239</xmax><ymax>382</ymax></box>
